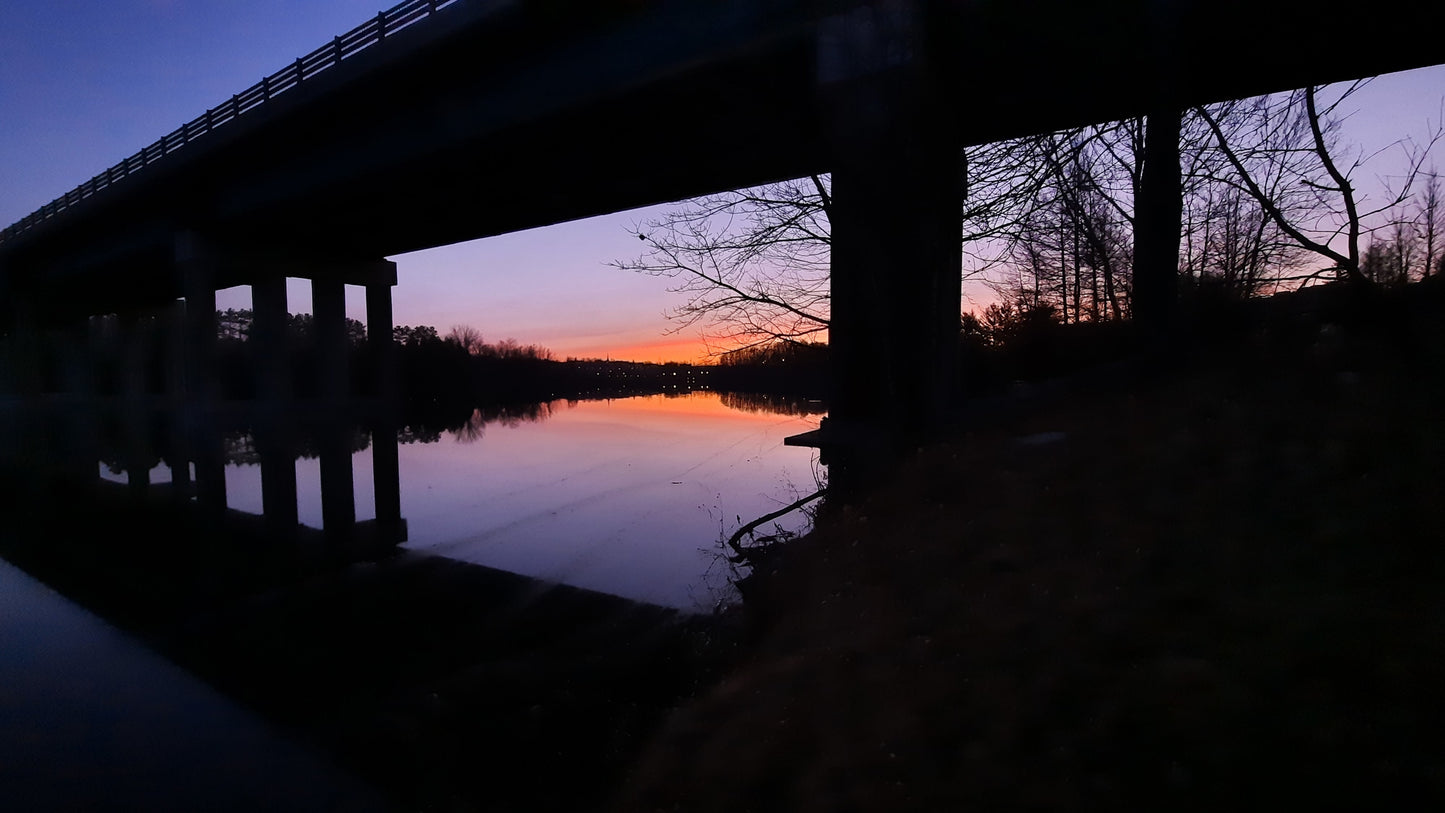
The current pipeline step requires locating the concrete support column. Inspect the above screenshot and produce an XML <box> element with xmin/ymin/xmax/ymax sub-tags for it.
<box><xmin>162</xmin><ymin>301</ymin><xmax>193</xmax><ymax>501</ymax></box>
<box><xmin>176</xmin><ymin>232</ymin><xmax>225</xmax><ymax>513</ymax></box>
<box><xmin>0</xmin><ymin>298</ymin><xmax>42</xmax><ymax>476</ymax></box>
<box><xmin>5</xmin><ymin>301</ymin><xmax>43</xmax><ymax>399</ymax></box>
<box><xmin>818</xmin><ymin>0</ymin><xmax>962</xmax><ymax>446</ymax></box>
<box><xmin>177</xmin><ymin>234</ymin><xmax>218</xmax><ymax>404</ymax></box>
<box><xmin>315</xmin><ymin>275</ymin><xmax>357</xmax><ymax>537</ymax></box>
<box><xmin>53</xmin><ymin>318</ymin><xmax>99</xmax><ymax>488</ymax></box>
<box><xmin>119</xmin><ymin>312</ymin><xmax>152</xmax><ymax>403</ymax></box>
<box><xmin>162</xmin><ymin>299</ymin><xmax>188</xmax><ymax>404</ymax></box>
<box><xmin>312</xmin><ymin>277</ymin><xmax>349</xmax><ymax>401</ymax></box>
<box><xmin>252</xmin><ymin>275</ymin><xmax>297</xmax><ymax>537</ymax></box>
<box><xmin>119</xmin><ymin>311</ymin><xmax>154</xmax><ymax>497</ymax></box>
<box><xmin>363</xmin><ymin>271</ymin><xmax>402</xmax><ymax>537</ymax></box>
<box><xmin>314</xmin><ymin>269</ymin><xmax>361</xmax><ymax>540</ymax></box>
<box><xmin>365</xmin><ymin>273</ymin><xmax>396</xmax><ymax>401</ymax></box>
<box><xmin>53</xmin><ymin>318</ymin><xmax>95</xmax><ymax>399</ymax></box>
<box><xmin>252</xmin><ymin>276</ymin><xmax>292</xmax><ymax>401</ymax></box>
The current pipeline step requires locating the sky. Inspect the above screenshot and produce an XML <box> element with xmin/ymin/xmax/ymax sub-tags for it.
<box><xmin>3</xmin><ymin>1</ymin><xmax>1443</xmax><ymax>362</ymax></box>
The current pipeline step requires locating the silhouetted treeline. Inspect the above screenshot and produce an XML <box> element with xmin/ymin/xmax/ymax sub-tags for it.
<box><xmin>708</xmin><ymin>341</ymin><xmax>829</xmax><ymax>397</ymax></box>
<box><xmin>956</xmin><ymin>274</ymin><xmax>1445</xmax><ymax>396</ymax></box>
<box><xmin>394</xmin><ymin>324</ymin><xmax>831</xmax><ymax>411</ymax></box>
<box><xmin>69</xmin><ymin>312</ymin><xmax>837</xmax><ymax>423</ymax></box>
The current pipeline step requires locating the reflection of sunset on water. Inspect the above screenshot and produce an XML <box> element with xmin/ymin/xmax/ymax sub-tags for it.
<box><xmin>396</xmin><ymin>391</ymin><xmax>823</xmax><ymax>610</ymax></box>
<box><xmin>561</xmin><ymin>391</ymin><xmax>811</xmax><ymax>424</ymax></box>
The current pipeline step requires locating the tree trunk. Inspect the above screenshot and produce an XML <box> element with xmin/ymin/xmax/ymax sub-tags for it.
<box><xmin>1133</xmin><ymin>108</ymin><xmax>1182</xmax><ymax>335</ymax></box>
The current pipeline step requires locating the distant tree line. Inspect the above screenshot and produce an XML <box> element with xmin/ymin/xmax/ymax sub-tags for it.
<box><xmin>71</xmin><ymin>309</ymin><xmax>835</xmax><ymax>417</ymax></box>
<box><xmin>218</xmin><ymin>314</ymin><xmax>827</xmax><ymax>418</ymax></box>
<box><xmin>710</xmin><ymin>341</ymin><xmax>828</xmax><ymax>397</ymax></box>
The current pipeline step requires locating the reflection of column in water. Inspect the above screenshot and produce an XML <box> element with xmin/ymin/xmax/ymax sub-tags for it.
<box><xmin>372</xmin><ymin>420</ymin><xmax>402</xmax><ymax>535</ymax></box>
<box><xmin>318</xmin><ymin>418</ymin><xmax>356</xmax><ymax>541</ymax></box>
<box><xmin>121</xmin><ymin>401</ymin><xmax>151</xmax><ymax>498</ymax></box>
<box><xmin>255</xmin><ymin>411</ymin><xmax>299</xmax><ymax>540</ymax></box>
<box><xmin>188</xmin><ymin>407</ymin><xmax>227</xmax><ymax>514</ymax></box>
<box><xmin>164</xmin><ymin>415</ymin><xmax>193</xmax><ymax>504</ymax></box>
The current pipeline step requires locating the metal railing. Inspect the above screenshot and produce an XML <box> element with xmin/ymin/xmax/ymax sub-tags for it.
<box><xmin>0</xmin><ymin>0</ymin><xmax>464</xmax><ymax>246</ymax></box>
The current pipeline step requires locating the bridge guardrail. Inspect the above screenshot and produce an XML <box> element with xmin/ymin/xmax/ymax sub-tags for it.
<box><xmin>0</xmin><ymin>0</ymin><xmax>462</xmax><ymax>247</ymax></box>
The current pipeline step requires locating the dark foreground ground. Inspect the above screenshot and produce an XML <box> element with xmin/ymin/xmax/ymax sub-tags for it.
<box><xmin>619</xmin><ymin>281</ymin><xmax>1445</xmax><ymax>810</ymax></box>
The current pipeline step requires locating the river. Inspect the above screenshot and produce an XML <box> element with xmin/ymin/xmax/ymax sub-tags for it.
<box><xmin>99</xmin><ymin>390</ymin><xmax>824</xmax><ymax>611</ymax></box>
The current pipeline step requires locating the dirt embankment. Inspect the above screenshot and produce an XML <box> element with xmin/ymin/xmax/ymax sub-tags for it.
<box><xmin>619</xmin><ymin>284</ymin><xmax>1445</xmax><ymax>811</ymax></box>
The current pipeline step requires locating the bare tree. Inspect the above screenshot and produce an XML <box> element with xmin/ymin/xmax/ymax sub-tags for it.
<box><xmin>1195</xmin><ymin>185</ymin><xmax>1307</xmax><ymax>296</ymax></box>
<box><xmin>1388</xmin><ymin>211</ymin><xmax>1419</xmax><ymax>283</ymax></box>
<box><xmin>612</xmin><ymin>137</ymin><xmax>1056</xmax><ymax>352</ymax></box>
<box><xmin>1194</xmin><ymin>81</ymin><xmax>1441</xmax><ymax>287</ymax></box>
<box><xmin>1177</xmin><ymin>104</ymin><xmax>1310</xmax><ymax>297</ymax></box>
<box><xmin>446</xmin><ymin>324</ymin><xmax>485</xmax><ymax>355</ymax></box>
<box><xmin>1360</xmin><ymin>209</ymin><xmax>1420</xmax><ymax>286</ymax></box>
<box><xmin>994</xmin><ymin>121</ymin><xmax>1159</xmax><ymax>322</ymax></box>
<box><xmin>614</xmin><ymin>175</ymin><xmax>834</xmax><ymax>352</ymax></box>
<box><xmin>1418</xmin><ymin>168</ymin><xmax>1441</xmax><ymax>279</ymax></box>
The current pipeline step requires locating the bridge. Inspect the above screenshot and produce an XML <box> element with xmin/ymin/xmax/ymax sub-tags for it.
<box><xmin>1</xmin><ymin>0</ymin><xmax>1441</xmax><ymax>515</ymax></box>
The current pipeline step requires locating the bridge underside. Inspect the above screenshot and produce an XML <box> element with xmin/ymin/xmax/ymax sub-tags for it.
<box><xmin>5</xmin><ymin>0</ymin><xmax>1439</xmax><ymax>306</ymax></box>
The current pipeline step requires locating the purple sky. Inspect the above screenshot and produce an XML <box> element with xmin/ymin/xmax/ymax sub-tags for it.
<box><xmin>3</xmin><ymin>2</ymin><xmax>1442</xmax><ymax>361</ymax></box>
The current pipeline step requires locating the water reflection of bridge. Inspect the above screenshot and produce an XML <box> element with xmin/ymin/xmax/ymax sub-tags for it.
<box><xmin>2</xmin><ymin>395</ymin><xmax>405</xmax><ymax>552</ymax></box>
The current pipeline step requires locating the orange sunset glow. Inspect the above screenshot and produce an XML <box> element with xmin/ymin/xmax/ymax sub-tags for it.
<box><xmin>573</xmin><ymin>336</ymin><xmax>718</xmax><ymax>364</ymax></box>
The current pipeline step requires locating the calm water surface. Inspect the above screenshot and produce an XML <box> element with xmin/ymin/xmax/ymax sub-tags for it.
<box><xmin>108</xmin><ymin>392</ymin><xmax>822</xmax><ymax>610</ymax></box>
<box><xmin>395</xmin><ymin>393</ymin><xmax>822</xmax><ymax>609</ymax></box>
